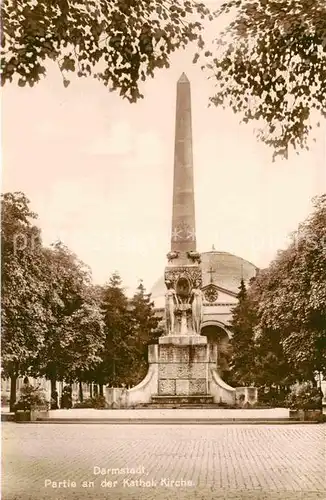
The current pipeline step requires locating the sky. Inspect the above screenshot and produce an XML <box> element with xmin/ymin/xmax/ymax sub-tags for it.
<box><xmin>2</xmin><ymin>8</ymin><xmax>325</xmax><ymax>295</ymax></box>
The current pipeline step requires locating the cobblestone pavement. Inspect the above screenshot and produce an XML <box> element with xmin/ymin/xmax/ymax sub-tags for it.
<box><xmin>2</xmin><ymin>424</ymin><xmax>325</xmax><ymax>500</ymax></box>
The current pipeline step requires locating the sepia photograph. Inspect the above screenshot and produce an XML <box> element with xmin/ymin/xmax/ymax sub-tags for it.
<box><xmin>1</xmin><ymin>1</ymin><xmax>326</xmax><ymax>499</ymax></box>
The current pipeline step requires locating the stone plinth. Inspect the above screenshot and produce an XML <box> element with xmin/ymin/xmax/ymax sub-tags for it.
<box><xmin>158</xmin><ymin>334</ymin><xmax>207</xmax><ymax>345</ymax></box>
<box><xmin>124</xmin><ymin>337</ymin><xmax>236</xmax><ymax>407</ymax></box>
<box><xmin>155</xmin><ymin>338</ymin><xmax>213</xmax><ymax>397</ymax></box>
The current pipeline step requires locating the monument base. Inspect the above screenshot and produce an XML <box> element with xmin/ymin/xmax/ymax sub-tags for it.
<box><xmin>125</xmin><ymin>338</ymin><xmax>236</xmax><ymax>408</ymax></box>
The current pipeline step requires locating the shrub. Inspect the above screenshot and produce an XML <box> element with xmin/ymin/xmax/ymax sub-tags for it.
<box><xmin>258</xmin><ymin>387</ymin><xmax>288</xmax><ymax>407</ymax></box>
<box><xmin>285</xmin><ymin>383</ymin><xmax>323</xmax><ymax>410</ymax></box>
<box><xmin>73</xmin><ymin>395</ymin><xmax>107</xmax><ymax>409</ymax></box>
<box><xmin>73</xmin><ymin>398</ymin><xmax>94</xmax><ymax>409</ymax></box>
<box><xmin>252</xmin><ymin>402</ymin><xmax>272</xmax><ymax>409</ymax></box>
<box><xmin>14</xmin><ymin>385</ymin><xmax>48</xmax><ymax>411</ymax></box>
<box><xmin>92</xmin><ymin>395</ymin><xmax>107</xmax><ymax>409</ymax></box>
<box><xmin>1</xmin><ymin>394</ymin><xmax>9</xmax><ymax>406</ymax></box>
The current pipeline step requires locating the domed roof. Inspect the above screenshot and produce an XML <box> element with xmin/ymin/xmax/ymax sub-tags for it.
<box><xmin>201</xmin><ymin>251</ymin><xmax>258</xmax><ymax>291</ymax></box>
<box><xmin>150</xmin><ymin>250</ymin><xmax>258</xmax><ymax>304</ymax></box>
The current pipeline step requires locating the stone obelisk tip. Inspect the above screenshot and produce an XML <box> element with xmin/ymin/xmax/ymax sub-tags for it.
<box><xmin>178</xmin><ymin>72</ymin><xmax>189</xmax><ymax>84</ymax></box>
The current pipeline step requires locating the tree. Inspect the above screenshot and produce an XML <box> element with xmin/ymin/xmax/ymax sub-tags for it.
<box><xmin>208</xmin><ymin>0</ymin><xmax>326</xmax><ymax>158</ymax></box>
<box><xmin>36</xmin><ymin>242</ymin><xmax>105</xmax><ymax>399</ymax></box>
<box><xmin>92</xmin><ymin>272</ymin><xmax>133</xmax><ymax>389</ymax></box>
<box><xmin>1</xmin><ymin>0</ymin><xmax>211</xmax><ymax>101</ymax></box>
<box><xmin>1</xmin><ymin>192</ymin><xmax>48</xmax><ymax>410</ymax></box>
<box><xmin>252</xmin><ymin>271</ymin><xmax>303</xmax><ymax>403</ymax></box>
<box><xmin>254</xmin><ymin>327</ymin><xmax>296</xmax><ymax>398</ymax></box>
<box><xmin>90</xmin><ymin>277</ymin><xmax>163</xmax><ymax>389</ymax></box>
<box><xmin>254</xmin><ymin>194</ymin><xmax>326</xmax><ymax>382</ymax></box>
<box><xmin>58</xmin><ymin>301</ymin><xmax>105</xmax><ymax>398</ymax></box>
<box><xmin>229</xmin><ymin>279</ymin><xmax>257</xmax><ymax>386</ymax></box>
<box><xmin>126</xmin><ymin>280</ymin><xmax>162</xmax><ymax>385</ymax></box>
<box><xmin>229</xmin><ymin>196</ymin><xmax>326</xmax><ymax>400</ymax></box>
<box><xmin>230</xmin><ymin>272</ymin><xmax>298</xmax><ymax>398</ymax></box>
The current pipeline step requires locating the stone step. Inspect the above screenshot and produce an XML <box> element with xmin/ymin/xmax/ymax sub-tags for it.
<box><xmin>144</xmin><ymin>404</ymin><xmax>225</xmax><ymax>409</ymax></box>
<box><xmin>151</xmin><ymin>395</ymin><xmax>214</xmax><ymax>406</ymax></box>
<box><xmin>17</xmin><ymin>418</ymin><xmax>320</xmax><ymax>425</ymax></box>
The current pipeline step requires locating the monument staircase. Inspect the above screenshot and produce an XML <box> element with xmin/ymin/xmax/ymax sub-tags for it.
<box><xmin>149</xmin><ymin>395</ymin><xmax>214</xmax><ymax>408</ymax></box>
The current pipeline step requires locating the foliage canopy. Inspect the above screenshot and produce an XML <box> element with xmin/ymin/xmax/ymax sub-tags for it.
<box><xmin>209</xmin><ymin>0</ymin><xmax>326</xmax><ymax>158</ymax></box>
<box><xmin>1</xmin><ymin>0</ymin><xmax>210</xmax><ymax>101</ymax></box>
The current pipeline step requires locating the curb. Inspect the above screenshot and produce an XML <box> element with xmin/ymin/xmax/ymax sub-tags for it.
<box><xmin>13</xmin><ymin>419</ymin><xmax>321</xmax><ymax>425</ymax></box>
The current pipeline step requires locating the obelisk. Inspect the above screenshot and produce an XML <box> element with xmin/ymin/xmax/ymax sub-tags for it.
<box><xmin>163</xmin><ymin>73</ymin><xmax>203</xmax><ymax>342</ymax></box>
<box><xmin>171</xmin><ymin>72</ymin><xmax>196</xmax><ymax>253</ymax></box>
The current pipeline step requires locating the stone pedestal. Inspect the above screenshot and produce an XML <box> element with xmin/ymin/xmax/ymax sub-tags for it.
<box><xmin>154</xmin><ymin>336</ymin><xmax>214</xmax><ymax>397</ymax></box>
<box><xmin>126</xmin><ymin>336</ymin><xmax>236</xmax><ymax>407</ymax></box>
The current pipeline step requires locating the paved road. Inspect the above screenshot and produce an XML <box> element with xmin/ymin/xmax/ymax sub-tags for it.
<box><xmin>2</xmin><ymin>423</ymin><xmax>325</xmax><ymax>500</ymax></box>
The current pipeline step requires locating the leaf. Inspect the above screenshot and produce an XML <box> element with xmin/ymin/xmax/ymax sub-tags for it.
<box><xmin>61</xmin><ymin>55</ymin><xmax>75</xmax><ymax>72</ymax></box>
<box><xmin>192</xmin><ymin>52</ymin><xmax>200</xmax><ymax>63</ymax></box>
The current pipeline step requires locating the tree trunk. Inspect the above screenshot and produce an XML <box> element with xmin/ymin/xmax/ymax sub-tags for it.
<box><xmin>112</xmin><ymin>359</ymin><xmax>116</xmax><ymax>383</ymax></box>
<box><xmin>94</xmin><ymin>385</ymin><xmax>98</xmax><ymax>397</ymax></box>
<box><xmin>50</xmin><ymin>377</ymin><xmax>56</xmax><ymax>396</ymax></box>
<box><xmin>79</xmin><ymin>381</ymin><xmax>83</xmax><ymax>402</ymax></box>
<box><xmin>89</xmin><ymin>383</ymin><xmax>93</xmax><ymax>399</ymax></box>
<box><xmin>50</xmin><ymin>377</ymin><xmax>58</xmax><ymax>409</ymax></box>
<box><xmin>99</xmin><ymin>384</ymin><xmax>104</xmax><ymax>397</ymax></box>
<box><xmin>9</xmin><ymin>374</ymin><xmax>18</xmax><ymax>412</ymax></box>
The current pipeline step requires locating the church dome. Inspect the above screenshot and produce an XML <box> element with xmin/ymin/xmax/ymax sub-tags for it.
<box><xmin>150</xmin><ymin>250</ymin><xmax>258</xmax><ymax>308</ymax></box>
<box><xmin>200</xmin><ymin>251</ymin><xmax>258</xmax><ymax>292</ymax></box>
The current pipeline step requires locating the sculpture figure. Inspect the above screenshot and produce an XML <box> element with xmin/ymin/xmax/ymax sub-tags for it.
<box><xmin>165</xmin><ymin>281</ymin><xmax>179</xmax><ymax>334</ymax></box>
<box><xmin>190</xmin><ymin>281</ymin><xmax>203</xmax><ymax>334</ymax></box>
